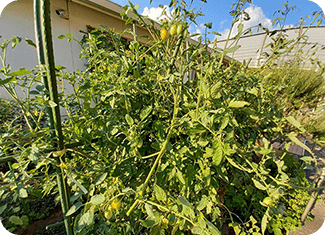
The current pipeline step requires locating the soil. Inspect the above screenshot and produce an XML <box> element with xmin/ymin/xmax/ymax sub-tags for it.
<box><xmin>15</xmin><ymin>206</ymin><xmax>64</xmax><ymax>235</ymax></box>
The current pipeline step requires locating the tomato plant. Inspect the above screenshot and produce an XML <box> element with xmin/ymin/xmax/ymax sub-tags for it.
<box><xmin>1</xmin><ymin>0</ymin><xmax>324</xmax><ymax>234</ymax></box>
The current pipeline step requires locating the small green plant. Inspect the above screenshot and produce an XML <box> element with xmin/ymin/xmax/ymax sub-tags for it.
<box><xmin>268</xmin><ymin>189</ymin><xmax>313</xmax><ymax>234</ymax></box>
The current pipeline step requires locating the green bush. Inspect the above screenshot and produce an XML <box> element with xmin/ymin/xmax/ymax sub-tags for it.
<box><xmin>261</xmin><ymin>66</ymin><xmax>325</xmax><ymax>139</ymax></box>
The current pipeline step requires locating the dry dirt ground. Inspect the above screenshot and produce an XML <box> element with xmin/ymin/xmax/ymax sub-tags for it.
<box><xmin>288</xmin><ymin>142</ymin><xmax>325</xmax><ymax>235</ymax></box>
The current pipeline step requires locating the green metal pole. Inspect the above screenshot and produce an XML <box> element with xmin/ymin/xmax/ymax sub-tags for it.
<box><xmin>36</xmin><ymin>1</ymin><xmax>73</xmax><ymax>234</ymax></box>
<box><xmin>34</xmin><ymin>0</ymin><xmax>54</xmax><ymax>134</ymax></box>
<box><xmin>39</xmin><ymin>0</ymin><xmax>64</xmax><ymax>147</ymax></box>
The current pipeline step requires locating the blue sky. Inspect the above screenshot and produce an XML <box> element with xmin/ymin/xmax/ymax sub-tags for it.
<box><xmin>110</xmin><ymin>0</ymin><xmax>324</xmax><ymax>40</ymax></box>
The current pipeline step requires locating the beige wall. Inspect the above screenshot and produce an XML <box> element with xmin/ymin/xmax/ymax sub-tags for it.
<box><xmin>0</xmin><ymin>0</ymin><xmax>150</xmax><ymax>99</ymax></box>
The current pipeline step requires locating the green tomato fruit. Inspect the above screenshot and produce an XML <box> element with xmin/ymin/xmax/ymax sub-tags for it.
<box><xmin>104</xmin><ymin>211</ymin><xmax>112</xmax><ymax>220</ymax></box>
<box><xmin>183</xmin><ymin>29</ymin><xmax>189</xmax><ymax>38</ymax></box>
<box><xmin>263</xmin><ymin>197</ymin><xmax>272</xmax><ymax>206</ymax></box>
<box><xmin>177</xmin><ymin>24</ymin><xmax>184</xmax><ymax>35</ymax></box>
<box><xmin>170</xmin><ymin>25</ymin><xmax>177</xmax><ymax>36</ymax></box>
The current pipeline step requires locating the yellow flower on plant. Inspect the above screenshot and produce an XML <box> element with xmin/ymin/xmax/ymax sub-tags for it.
<box><xmin>114</xmin><ymin>64</ymin><xmax>119</xmax><ymax>68</ymax></box>
<box><xmin>34</xmin><ymin>110</ymin><xmax>45</xmax><ymax>117</ymax></box>
<box><xmin>111</xmin><ymin>199</ymin><xmax>121</xmax><ymax>210</ymax></box>
<box><xmin>57</xmin><ymin>163</ymin><xmax>68</xmax><ymax>169</ymax></box>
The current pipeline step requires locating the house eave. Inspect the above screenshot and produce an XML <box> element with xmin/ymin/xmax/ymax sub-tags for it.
<box><xmin>70</xmin><ymin>0</ymin><xmax>236</xmax><ymax>65</ymax></box>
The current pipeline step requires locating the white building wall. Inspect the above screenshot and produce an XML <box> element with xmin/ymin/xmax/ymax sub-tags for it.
<box><xmin>0</xmin><ymin>0</ymin><xmax>150</xmax><ymax>99</ymax></box>
<box><xmin>216</xmin><ymin>26</ymin><xmax>325</xmax><ymax>68</ymax></box>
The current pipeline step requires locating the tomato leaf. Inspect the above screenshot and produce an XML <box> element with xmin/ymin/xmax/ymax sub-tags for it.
<box><xmin>0</xmin><ymin>204</ymin><xmax>7</xmax><ymax>215</ymax></box>
<box><xmin>140</xmin><ymin>106</ymin><xmax>152</xmax><ymax>121</ymax></box>
<box><xmin>261</xmin><ymin>209</ymin><xmax>269</xmax><ymax>235</ymax></box>
<box><xmin>252</xmin><ymin>178</ymin><xmax>266</xmax><ymax>191</ymax></box>
<box><xmin>19</xmin><ymin>188</ymin><xmax>28</xmax><ymax>198</ymax></box>
<box><xmin>154</xmin><ymin>184</ymin><xmax>167</xmax><ymax>202</ymax></box>
<box><xmin>9</xmin><ymin>216</ymin><xmax>23</xmax><ymax>226</ymax></box>
<box><xmin>207</xmin><ymin>221</ymin><xmax>221</xmax><ymax>235</ymax></box>
<box><xmin>93</xmin><ymin>173</ymin><xmax>108</xmax><ymax>185</ymax></box>
<box><xmin>225</xmin><ymin>45</ymin><xmax>241</xmax><ymax>54</ymax></box>
<box><xmin>219</xmin><ymin>114</ymin><xmax>229</xmax><ymax>131</ymax></box>
<box><xmin>197</xmin><ymin>196</ymin><xmax>209</xmax><ymax>211</ymax></box>
<box><xmin>90</xmin><ymin>194</ymin><xmax>105</xmax><ymax>205</ymax></box>
<box><xmin>285</xmin><ymin>116</ymin><xmax>302</xmax><ymax>129</ymax></box>
<box><xmin>145</xmin><ymin>203</ymin><xmax>155</xmax><ymax>218</ymax></box>
<box><xmin>191</xmin><ymin>226</ymin><xmax>203</xmax><ymax>234</ymax></box>
<box><xmin>25</xmin><ymin>38</ymin><xmax>36</xmax><ymax>48</ymax></box>
<box><xmin>288</xmin><ymin>132</ymin><xmax>313</xmax><ymax>156</ymax></box>
<box><xmin>178</xmin><ymin>196</ymin><xmax>192</xmax><ymax>208</ymax></box>
<box><xmin>5</xmin><ymin>68</ymin><xmax>31</xmax><ymax>77</ymax></box>
<box><xmin>228</xmin><ymin>100</ymin><xmax>250</xmax><ymax>108</ymax></box>
<box><xmin>176</xmin><ymin>169</ymin><xmax>186</xmax><ymax>184</ymax></box>
<box><xmin>0</xmin><ymin>77</ymin><xmax>15</xmax><ymax>85</ymax></box>
<box><xmin>66</xmin><ymin>201</ymin><xmax>83</xmax><ymax>216</ymax></box>
<box><xmin>125</xmin><ymin>114</ymin><xmax>134</xmax><ymax>126</ymax></box>
<box><xmin>213</xmin><ymin>144</ymin><xmax>224</xmax><ymax>166</ymax></box>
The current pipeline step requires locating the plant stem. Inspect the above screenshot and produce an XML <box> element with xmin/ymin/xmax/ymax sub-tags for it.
<box><xmin>127</xmin><ymin>40</ymin><xmax>183</xmax><ymax>215</ymax></box>
<box><xmin>167</xmin><ymin>36</ymin><xmax>183</xmax><ymax>75</ymax></box>
<box><xmin>143</xmin><ymin>200</ymin><xmax>195</xmax><ymax>226</ymax></box>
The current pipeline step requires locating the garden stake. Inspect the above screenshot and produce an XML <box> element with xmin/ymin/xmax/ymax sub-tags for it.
<box><xmin>34</xmin><ymin>0</ymin><xmax>54</xmax><ymax>134</ymax></box>
<box><xmin>301</xmin><ymin>168</ymin><xmax>325</xmax><ymax>223</ymax></box>
<box><xmin>36</xmin><ymin>0</ymin><xmax>73</xmax><ymax>234</ymax></box>
<box><xmin>46</xmin><ymin>220</ymin><xmax>65</xmax><ymax>230</ymax></box>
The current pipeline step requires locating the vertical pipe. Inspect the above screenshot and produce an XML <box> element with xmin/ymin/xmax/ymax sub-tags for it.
<box><xmin>36</xmin><ymin>1</ymin><xmax>73</xmax><ymax>234</ymax></box>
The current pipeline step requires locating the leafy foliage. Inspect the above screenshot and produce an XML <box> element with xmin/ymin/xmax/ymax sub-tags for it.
<box><xmin>1</xmin><ymin>0</ymin><xmax>324</xmax><ymax>234</ymax></box>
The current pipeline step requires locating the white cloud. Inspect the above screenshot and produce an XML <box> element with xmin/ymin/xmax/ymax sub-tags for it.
<box><xmin>219</xmin><ymin>20</ymin><xmax>227</xmax><ymax>27</ymax></box>
<box><xmin>216</xmin><ymin>5</ymin><xmax>274</xmax><ymax>41</ymax></box>
<box><xmin>141</xmin><ymin>5</ymin><xmax>173</xmax><ymax>22</ymax></box>
<box><xmin>188</xmin><ymin>23</ymin><xmax>206</xmax><ymax>41</ymax></box>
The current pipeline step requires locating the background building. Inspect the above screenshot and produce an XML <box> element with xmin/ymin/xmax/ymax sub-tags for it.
<box><xmin>0</xmin><ymin>0</ymin><xmax>153</xmax><ymax>99</ymax></box>
<box><xmin>216</xmin><ymin>26</ymin><xmax>325</xmax><ymax>68</ymax></box>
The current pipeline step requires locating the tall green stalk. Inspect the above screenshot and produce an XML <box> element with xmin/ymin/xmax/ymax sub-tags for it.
<box><xmin>35</xmin><ymin>0</ymin><xmax>73</xmax><ymax>234</ymax></box>
<box><xmin>34</xmin><ymin>0</ymin><xmax>54</xmax><ymax>134</ymax></box>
